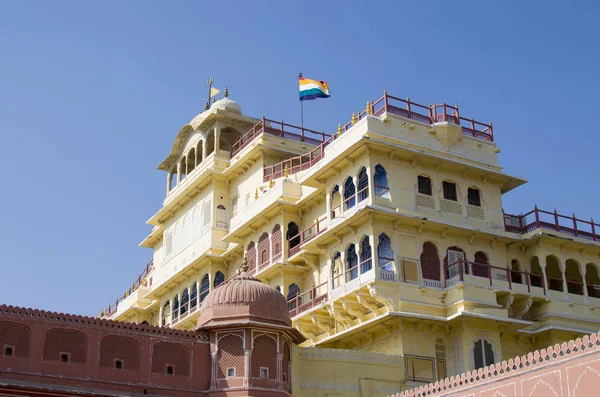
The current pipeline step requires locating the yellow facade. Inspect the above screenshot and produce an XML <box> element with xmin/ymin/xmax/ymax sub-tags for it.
<box><xmin>103</xmin><ymin>92</ymin><xmax>600</xmax><ymax>391</ymax></box>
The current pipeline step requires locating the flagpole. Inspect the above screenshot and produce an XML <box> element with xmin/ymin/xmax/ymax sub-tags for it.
<box><xmin>299</xmin><ymin>73</ymin><xmax>304</xmax><ymax>129</ymax></box>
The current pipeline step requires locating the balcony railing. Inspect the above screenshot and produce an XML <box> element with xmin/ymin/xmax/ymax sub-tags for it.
<box><xmin>504</xmin><ymin>206</ymin><xmax>600</xmax><ymax>241</ymax></box>
<box><xmin>288</xmin><ymin>216</ymin><xmax>328</xmax><ymax>256</ymax></box>
<box><xmin>101</xmin><ymin>259</ymin><xmax>154</xmax><ymax>317</ymax></box>
<box><xmin>231</xmin><ymin>117</ymin><xmax>331</xmax><ymax>157</ymax></box>
<box><xmin>263</xmin><ymin>92</ymin><xmax>494</xmax><ymax>183</ymax></box>
<box><xmin>287</xmin><ymin>281</ymin><xmax>328</xmax><ymax>317</ymax></box>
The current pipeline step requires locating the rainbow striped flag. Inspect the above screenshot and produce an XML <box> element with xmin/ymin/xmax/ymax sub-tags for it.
<box><xmin>299</xmin><ymin>77</ymin><xmax>330</xmax><ymax>101</ymax></box>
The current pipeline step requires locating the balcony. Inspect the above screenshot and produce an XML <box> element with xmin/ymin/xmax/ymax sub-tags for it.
<box><xmin>504</xmin><ymin>206</ymin><xmax>600</xmax><ymax>242</ymax></box>
<box><xmin>287</xmin><ymin>216</ymin><xmax>328</xmax><ymax>257</ymax></box>
<box><xmin>101</xmin><ymin>259</ymin><xmax>154</xmax><ymax>318</ymax></box>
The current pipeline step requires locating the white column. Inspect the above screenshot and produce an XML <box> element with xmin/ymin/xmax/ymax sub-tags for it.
<box><xmin>214</xmin><ymin>126</ymin><xmax>220</xmax><ymax>155</ymax></box>
<box><xmin>210</xmin><ymin>351</ymin><xmax>218</xmax><ymax>389</ymax></box>
<box><xmin>244</xmin><ymin>350</ymin><xmax>252</xmax><ymax>387</ymax></box>
<box><xmin>176</xmin><ymin>162</ymin><xmax>182</xmax><ymax>182</ymax></box>
<box><xmin>202</xmin><ymin>139</ymin><xmax>208</xmax><ymax>161</ymax></box>
<box><xmin>276</xmin><ymin>352</ymin><xmax>283</xmax><ymax>389</ymax></box>
<box><xmin>166</xmin><ymin>173</ymin><xmax>171</xmax><ymax>194</ymax></box>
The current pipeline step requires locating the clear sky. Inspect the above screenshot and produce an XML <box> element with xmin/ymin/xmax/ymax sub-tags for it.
<box><xmin>1</xmin><ymin>1</ymin><xmax>598</xmax><ymax>316</ymax></box>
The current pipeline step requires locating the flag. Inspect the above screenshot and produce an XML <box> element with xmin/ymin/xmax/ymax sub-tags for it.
<box><xmin>299</xmin><ymin>77</ymin><xmax>330</xmax><ymax>101</ymax></box>
<box><xmin>210</xmin><ymin>87</ymin><xmax>221</xmax><ymax>98</ymax></box>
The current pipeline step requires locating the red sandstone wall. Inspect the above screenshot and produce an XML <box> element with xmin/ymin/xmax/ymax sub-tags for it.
<box><xmin>394</xmin><ymin>331</ymin><xmax>600</xmax><ymax>397</ymax></box>
<box><xmin>0</xmin><ymin>305</ymin><xmax>211</xmax><ymax>396</ymax></box>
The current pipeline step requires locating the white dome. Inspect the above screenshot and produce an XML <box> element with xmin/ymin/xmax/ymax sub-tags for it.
<box><xmin>211</xmin><ymin>97</ymin><xmax>241</xmax><ymax>114</ymax></box>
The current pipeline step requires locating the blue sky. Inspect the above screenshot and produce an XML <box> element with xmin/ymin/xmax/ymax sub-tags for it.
<box><xmin>1</xmin><ymin>1</ymin><xmax>598</xmax><ymax>316</ymax></box>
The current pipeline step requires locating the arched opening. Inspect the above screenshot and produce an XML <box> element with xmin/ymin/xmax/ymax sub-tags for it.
<box><xmin>179</xmin><ymin>156</ymin><xmax>187</xmax><ymax>181</ymax></box>
<box><xmin>546</xmin><ymin>255</ymin><xmax>563</xmax><ymax>292</ymax></box>
<box><xmin>357</xmin><ymin>167</ymin><xmax>369</xmax><ymax>202</ymax></box>
<box><xmin>332</xmin><ymin>252</ymin><xmax>343</xmax><ymax>289</ymax></box>
<box><xmin>586</xmin><ymin>264</ymin><xmax>600</xmax><ymax>298</ymax></box>
<box><xmin>287</xmin><ymin>222</ymin><xmax>300</xmax><ymax>253</ymax></box>
<box><xmin>247</xmin><ymin>242</ymin><xmax>257</xmax><ymax>272</ymax></box>
<box><xmin>220</xmin><ymin>127</ymin><xmax>241</xmax><ymax>155</ymax></box>
<box><xmin>346</xmin><ymin>244</ymin><xmax>358</xmax><ymax>281</ymax></box>
<box><xmin>172</xmin><ymin>296</ymin><xmax>180</xmax><ymax>320</ymax></box>
<box><xmin>331</xmin><ymin>185</ymin><xmax>341</xmax><ymax>218</ymax></box>
<box><xmin>180</xmin><ymin>288</ymin><xmax>189</xmax><ymax>316</ymax></box>
<box><xmin>169</xmin><ymin>165</ymin><xmax>177</xmax><ymax>191</ymax></box>
<box><xmin>378</xmin><ymin>233</ymin><xmax>395</xmax><ymax>280</ymax></box>
<box><xmin>530</xmin><ymin>257</ymin><xmax>544</xmax><ymax>288</ymax></box>
<box><xmin>565</xmin><ymin>259</ymin><xmax>583</xmax><ymax>295</ymax></box>
<box><xmin>420</xmin><ymin>242</ymin><xmax>441</xmax><ymax>285</ymax></box>
<box><xmin>271</xmin><ymin>224</ymin><xmax>282</xmax><ymax>260</ymax></box>
<box><xmin>190</xmin><ymin>282</ymin><xmax>198</xmax><ymax>309</ymax></box>
<box><xmin>473</xmin><ymin>339</ymin><xmax>494</xmax><ymax>369</ymax></box>
<box><xmin>374</xmin><ymin>165</ymin><xmax>389</xmax><ymax>197</ymax></box>
<box><xmin>343</xmin><ymin>177</ymin><xmax>356</xmax><ymax>210</ymax></box>
<box><xmin>214</xmin><ymin>271</ymin><xmax>225</xmax><ymax>288</ymax></box>
<box><xmin>187</xmin><ymin>148</ymin><xmax>197</xmax><ymax>174</ymax></box>
<box><xmin>206</xmin><ymin>132</ymin><xmax>215</xmax><ymax>158</ymax></box>
<box><xmin>510</xmin><ymin>260</ymin><xmax>522</xmax><ymax>284</ymax></box>
<box><xmin>444</xmin><ymin>246</ymin><xmax>466</xmax><ymax>278</ymax></box>
<box><xmin>473</xmin><ymin>251</ymin><xmax>490</xmax><ymax>278</ymax></box>
<box><xmin>418</xmin><ymin>175</ymin><xmax>432</xmax><ymax>196</ymax></box>
<box><xmin>196</xmin><ymin>141</ymin><xmax>203</xmax><ymax>166</ymax></box>
<box><xmin>199</xmin><ymin>274</ymin><xmax>210</xmax><ymax>302</ymax></box>
<box><xmin>258</xmin><ymin>232</ymin><xmax>270</xmax><ymax>267</ymax></box>
<box><xmin>467</xmin><ymin>187</ymin><xmax>481</xmax><ymax>207</ymax></box>
<box><xmin>162</xmin><ymin>300</ymin><xmax>171</xmax><ymax>326</ymax></box>
<box><xmin>287</xmin><ymin>283</ymin><xmax>300</xmax><ymax>308</ymax></box>
<box><xmin>359</xmin><ymin>236</ymin><xmax>372</xmax><ymax>274</ymax></box>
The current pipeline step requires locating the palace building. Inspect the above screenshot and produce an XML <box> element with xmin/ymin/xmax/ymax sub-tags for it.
<box><xmin>2</xmin><ymin>89</ymin><xmax>600</xmax><ymax>397</ymax></box>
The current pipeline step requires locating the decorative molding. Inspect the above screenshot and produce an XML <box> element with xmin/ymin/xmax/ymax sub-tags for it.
<box><xmin>368</xmin><ymin>285</ymin><xmax>396</xmax><ymax>311</ymax></box>
<box><xmin>294</xmin><ymin>346</ymin><xmax>403</xmax><ymax>365</ymax></box>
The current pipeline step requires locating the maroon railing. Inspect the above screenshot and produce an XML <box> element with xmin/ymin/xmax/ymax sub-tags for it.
<box><xmin>504</xmin><ymin>206</ymin><xmax>599</xmax><ymax>241</ymax></box>
<box><xmin>287</xmin><ymin>281</ymin><xmax>328</xmax><ymax>317</ymax></box>
<box><xmin>102</xmin><ymin>259</ymin><xmax>154</xmax><ymax>317</ymax></box>
<box><xmin>263</xmin><ymin>92</ymin><xmax>494</xmax><ymax>182</ymax></box>
<box><xmin>445</xmin><ymin>260</ymin><xmax>547</xmax><ymax>295</ymax></box>
<box><xmin>288</xmin><ymin>216</ymin><xmax>328</xmax><ymax>256</ymax></box>
<box><xmin>231</xmin><ymin>117</ymin><xmax>331</xmax><ymax>157</ymax></box>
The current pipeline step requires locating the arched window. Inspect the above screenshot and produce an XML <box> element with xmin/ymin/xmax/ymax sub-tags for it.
<box><xmin>162</xmin><ymin>300</ymin><xmax>171</xmax><ymax>326</ymax></box>
<box><xmin>467</xmin><ymin>188</ymin><xmax>481</xmax><ymax>207</ymax></box>
<box><xmin>444</xmin><ymin>246</ymin><xmax>466</xmax><ymax>278</ymax></box>
<box><xmin>586</xmin><ymin>264</ymin><xmax>600</xmax><ymax>298</ymax></box>
<box><xmin>530</xmin><ymin>257</ymin><xmax>544</xmax><ymax>288</ymax></box>
<box><xmin>442</xmin><ymin>181</ymin><xmax>457</xmax><ymax>201</ymax></box>
<box><xmin>346</xmin><ymin>244</ymin><xmax>358</xmax><ymax>281</ymax></box>
<box><xmin>271</xmin><ymin>224</ymin><xmax>282</xmax><ymax>260</ymax></box>
<box><xmin>510</xmin><ymin>260</ymin><xmax>522</xmax><ymax>284</ymax></box>
<box><xmin>343</xmin><ymin>177</ymin><xmax>356</xmax><ymax>210</ymax></box>
<box><xmin>418</xmin><ymin>175</ymin><xmax>432</xmax><ymax>196</ymax></box>
<box><xmin>374</xmin><ymin>165</ymin><xmax>389</xmax><ymax>197</ymax></box>
<box><xmin>199</xmin><ymin>274</ymin><xmax>210</xmax><ymax>302</ymax></box>
<box><xmin>258</xmin><ymin>232</ymin><xmax>270</xmax><ymax>266</ymax></box>
<box><xmin>360</xmin><ymin>236</ymin><xmax>372</xmax><ymax>274</ymax></box>
<box><xmin>247</xmin><ymin>242</ymin><xmax>257</xmax><ymax>272</ymax></box>
<box><xmin>180</xmin><ymin>288</ymin><xmax>189</xmax><ymax>316</ymax></box>
<box><xmin>187</xmin><ymin>148</ymin><xmax>197</xmax><ymax>174</ymax></box>
<box><xmin>190</xmin><ymin>283</ymin><xmax>198</xmax><ymax>309</ymax></box>
<box><xmin>287</xmin><ymin>283</ymin><xmax>300</xmax><ymax>301</ymax></box>
<box><xmin>172</xmin><ymin>295</ymin><xmax>179</xmax><ymax>319</ymax></box>
<box><xmin>168</xmin><ymin>166</ymin><xmax>177</xmax><ymax>191</ymax></box>
<box><xmin>377</xmin><ymin>233</ymin><xmax>394</xmax><ymax>271</ymax></box>
<box><xmin>546</xmin><ymin>255</ymin><xmax>563</xmax><ymax>292</ymax></box>
<box><xmin>332</xmin><ymin>252</ymin><xmax>343</xmax><ymax>289</ymax></box>
<box><xmin>214</xmin><ymin>271</ymin><xmax>225</xmax><ymax>288</ymax></box>
<box><xmin>287</xmin><ymin>222</ymin><xmax>300</xmax><ymax>253</ymax></box>
<box><xmin>357</xmin><ymin>167</ymin><xmax>369</xmax><ymax>202</ymax></box>
<box><xmin>473</xmin><ymin>251</ymin><xmax>490</xmax><ymax>278</ymax></box>
<box><xmin>420</xmin><ymin>242</ymin><xmax>441</xmax><ymax>285</ymax></box>
<box><xmin>180</xmin><ymin>156</ymin><xmax>187</xmax><ymax>181</ymax></box>
<box><xmin>565</xmin><ymin>259</ymin><xmax>583</xmax><ymax>295</ymax></box>
<box><xmin>331</xmin><ymin>185</ymin><xmax>342</xmax><ymax>218</ymax></box>
<box><xmin>473</xmin><ymin>339</ymin><xmax>494</xmax><ymax>369</ymax></box>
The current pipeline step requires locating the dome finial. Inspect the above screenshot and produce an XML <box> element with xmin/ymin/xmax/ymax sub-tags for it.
<box><xmin>204</xmin><ymin>101</ymin><xmax>209</xmax><ymax>110</ymax></box>
<box><xmin>240</xmin><ymin>254</ymin><xmax>249</xmax><ymax>273</ymax></box>
<box><xmin>224</xmin><ymin>86</ymin><xmax>229</xmax><ymax>98</ymax></box>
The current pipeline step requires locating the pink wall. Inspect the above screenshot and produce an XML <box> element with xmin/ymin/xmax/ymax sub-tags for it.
<box><xmin>395</xmin><ymin>331</ymin><xmax>600</xmax><ymax>397</ymax></box>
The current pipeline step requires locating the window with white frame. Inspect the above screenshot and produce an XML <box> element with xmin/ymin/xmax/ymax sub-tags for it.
<box><xmin>259</xmin><ymin>367</ymin><xmax>269</xmax><ymax>378</ymax></box>
<box><xmin>231</xmin><ymin>195</ymin><xmax>238</xmax><ymax>217</ymax></box>
<box><xmin>227</xmin><ymin>368</ymin><xmax>235</xmax><ymax>377</ymax></box>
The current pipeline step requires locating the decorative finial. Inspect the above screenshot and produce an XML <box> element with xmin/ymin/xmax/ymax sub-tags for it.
<box><xmin>407</xmin><ymin>96</ymin><xmax>410</xmax><ymax>101</ymax></box>
<box><xmin>337</xmin><ymin>123</ymin><xmax>342</xmax><ymax>135</ymax></box>
<box><xmin>254</xmin><ymin>188</ymin><xmax>259</xmax><ymax>199</ymax></box>
<box><xmin>224</xmin><ymin>86</ymin><xmax>229</xmax><ymax>98</ymax></box>
<box><xmin>366</xmin><ymin>101</ymin><xmax>372</xmax><ymax>115</ymax></box>
<box><xmin>269</xmin><ymin>176</ymin><xmax>274</xmax><ymax>188</ymax></box>
<box><xmin>205</xmin><ymin>101</ymin><xmax>209</xmax><ymax>110</ymax></box>
<box><xmin>240</xmin><ymin>255</ymin><xmax>249</xmax><ymax>273</ymax></box>
<box><xmin>284</xmin><ymin>164</ymin><xmax>289</xmax><ymax>178</ymax></box>
<box><xmin>212</xmin><ymin>96</ymin><xmax>216</xmax><ymax>104</ymax></box>
<box><xmin>351</xmin><ymin>112</ymin><xmax>357</xmax><ymax>125</ymax></box>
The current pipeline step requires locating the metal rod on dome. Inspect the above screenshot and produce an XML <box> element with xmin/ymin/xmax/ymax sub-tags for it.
<box><xmin>207</xmin><ymin>77</ymin><xmax>214</xmax><ymax>109</ymax></box>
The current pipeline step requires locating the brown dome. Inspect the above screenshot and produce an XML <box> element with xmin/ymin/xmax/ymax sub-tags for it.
<box><xmin>196</xmin><ymin>265</ymin><xmax>292</xmax><ymax>329</ymax></box>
